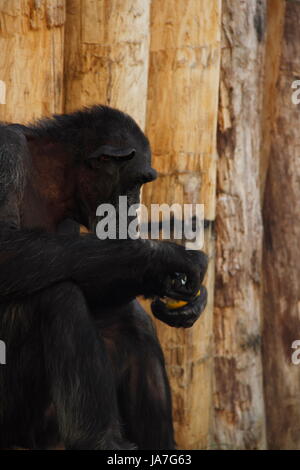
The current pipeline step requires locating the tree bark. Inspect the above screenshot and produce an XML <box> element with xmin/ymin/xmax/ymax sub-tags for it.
<box><xmin>64</xmin><ymin>0</ymin><xmax>150</xmax><ymax>129</ymax></box>
<box><xmin>260</xmin><ymin>0</ymin><xmax>286</xmax><ymax>200</ymax></box>
<box><xmin>262</xmin><ymin>0</ymin><xmax>300</xmax><ymax>450</ymax></box>
<box><xmin>142</xmin><ymin>0</ymin><xmax>221</xmax><ymax>449</ymax></box>
<box><xmin>213</xmin><ymin>0</ymin><xmax>267</xmax><ymax>450</ymax></box>
<box><xmin>0</xmin><ymin>0</ymin><xmax>65</xmax><ymax>122</ymax></box>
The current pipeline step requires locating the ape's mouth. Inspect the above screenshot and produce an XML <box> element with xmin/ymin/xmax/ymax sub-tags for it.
<box><xmin>151</xmin><ymin>285</ymin><xmax>207</xmax><ymax>328</ymax></box>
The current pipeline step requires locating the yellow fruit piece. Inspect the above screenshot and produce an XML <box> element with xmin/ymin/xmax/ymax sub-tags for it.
<box><xmin>164</xmin><ymin>289</ymin><xmax>201</xmax><ymax>310</ymax></box>
<box><xmin>80</xmin><ymin>225</ymin><xmax>90</xmax><ymax>234</ymax></box>
<box><xmin>165</xmin><ymin>298</ymin><xmax>188</xmax><ymax>310</ymax></box>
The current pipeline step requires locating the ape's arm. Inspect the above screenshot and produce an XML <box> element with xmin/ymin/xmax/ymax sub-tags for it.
<box><xmin>0</xmin><ymin>224</ymin><xmax>202</xmax><ymax>303</ymax></box>
<box><xmin>0</xmin><ymin>225</ymin><xmax>146</xmax><ymax>300</ymax></box>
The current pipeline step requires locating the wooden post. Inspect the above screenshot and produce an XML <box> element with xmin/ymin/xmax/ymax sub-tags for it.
<box><xmin>213</xmin><ymin>0</ymin><xmax>267</xmax><ymax>450</ymax></box>
<box><xmin>260</xmin><ymin>0</ymin><xmax>286</xmax><ymax>201</ymax></box>
<box><xmin>64</xmin><ymin>0</ymin><xmax>151</xmax><ymax>129</ymax></box>
<box><xmin>142</xmin><ymin>0</ymin><xmax>221</xmax><ymax>449</ymax></box>
<box><xmin>262</xmin><ymin>0</ymin><xmax>300</xmax><ymax>450</ymax></box>
<box><xmin>0</xmin><ymin>0</ymin><xmax>65</xmax><ymax>122</ymax></box>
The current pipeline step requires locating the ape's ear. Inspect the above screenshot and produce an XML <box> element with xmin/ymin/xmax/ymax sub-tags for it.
<box><xmin>86</xmin><ymin>145</ymin><xmax>136</xmax><ymax>169</ymax></box>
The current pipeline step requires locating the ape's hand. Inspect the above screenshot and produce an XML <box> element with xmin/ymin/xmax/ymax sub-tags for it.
<box><xmin>144</xmin><ymin>242</ymin><xmax>208</xmax><ymax>327</ymax></box>
<box><xmin>151</xmin><ymin>286</ymin><xmax>207</xmax><ymax>328</ymax></box>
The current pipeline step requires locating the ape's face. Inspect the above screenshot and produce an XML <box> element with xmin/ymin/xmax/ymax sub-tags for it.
<box><xmin>75</xmin><ymin>116</ymin><xmax>157</xmax><ymax>231</ymax></box>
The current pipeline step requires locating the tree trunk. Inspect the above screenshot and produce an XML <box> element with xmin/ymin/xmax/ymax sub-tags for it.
<box><xmin>260</xmin><ymin>0</ymin><xmax>286</xmax><ymax>200</ymax></box>
<box><xmin>142</xmin><ymin>0</ymin><xmax>221</xmax><ymax>449</ymax></box>
<box><xmin>0</xmin><ymin>0</ymin><xmax>65</xmax><ymax>122</ymax></box>
<box><xmin>64</xmin><ymin>0</ymin><xmax>150</xmax><ymax>128</ymax></box>
<box><xmin>262</xmin><ymin>0</ymin><xmax>300</xmax><ymax>450</ymax></box>
<box><xmin>213</xmin><ymin>0</ymin><xmax>267</xmax><ymax>450</ymax></box>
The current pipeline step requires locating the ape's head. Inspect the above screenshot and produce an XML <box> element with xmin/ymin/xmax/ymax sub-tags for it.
<box><xmin>70</xmin><ymin>106</ymin><xmax>158</xmax><ymax>231</ymax></box>
<box><xmin>13</xmin><ymin>106</ymin><xmax>157</xmax><ymax>231</ymax></box>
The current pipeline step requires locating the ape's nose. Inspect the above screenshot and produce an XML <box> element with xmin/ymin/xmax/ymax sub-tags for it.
<box><xmin>146</xmin><ymin>168</ymin><xmax>158</xmax><ymax>183</ymax></box>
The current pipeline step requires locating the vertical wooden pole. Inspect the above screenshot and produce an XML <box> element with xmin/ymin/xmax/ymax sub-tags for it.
<box><xmin>260</xmin><ymin>0</ymin><xmax>286</xmax><ymax>201</ymax></box>
<box><xmin>64</xmin><ymin>0</ymin><xmax>150</xmax><ymax>129</ymax></box>
<box><xmin>0</xmin><ymin>0</ymin><xmax>65</xmax><ymax>122</ymax></box>
<box><xmin>142</xmin><ymin>0</ymin><xmax>221</xmax><ymax>449</ymax></box>
<box><xmin>213</xmin><ymin>0</ymin><xmax>267</xmax><ymax>450</ymax></box>
<box><xmin>262</xmin><ymin>0</ymin><xmax>300</xmax><ymax>450</ymax></box>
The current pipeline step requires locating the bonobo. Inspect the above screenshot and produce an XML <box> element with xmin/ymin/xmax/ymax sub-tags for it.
<box><xmin>0</xmin><ymin>106</ymin><xmax>208</xmax><ymax>450</ymax></box>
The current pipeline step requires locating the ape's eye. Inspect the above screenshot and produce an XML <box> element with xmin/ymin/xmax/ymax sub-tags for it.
<box><xmin>87</xmin><ymin>154</ymin><xmax>129</xmax><ymax>170</ymax></box>
<box><xmin>86</xmin><ymin>157</ymin><xmax>102</xmax><ymax>170</ymax></box>
<box><xmin>86</xmin><ymin>146</ymin><xmax>136</xmax><ymax>168</ymax></box>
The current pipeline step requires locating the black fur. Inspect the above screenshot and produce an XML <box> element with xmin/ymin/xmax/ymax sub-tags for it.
<box><xmin>0</xmin><ymin>106</ymin><xmax>208</xmax><ymax>449</ymax></box>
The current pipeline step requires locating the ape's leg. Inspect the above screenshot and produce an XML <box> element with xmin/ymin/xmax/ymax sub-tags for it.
<box><xmin>98</xmin><ymin>300</ymin><xmax>176</xmax><ymax>450</ymax></box>
<box><xmin>37</xmin><ymin>282</ymin><xmax>135</xmax><ymax>450</ymax></box>
<box><xmin>0</xmin><ymin>299</ymin><xmax>49</xmax><ymax>449</ymax></box>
